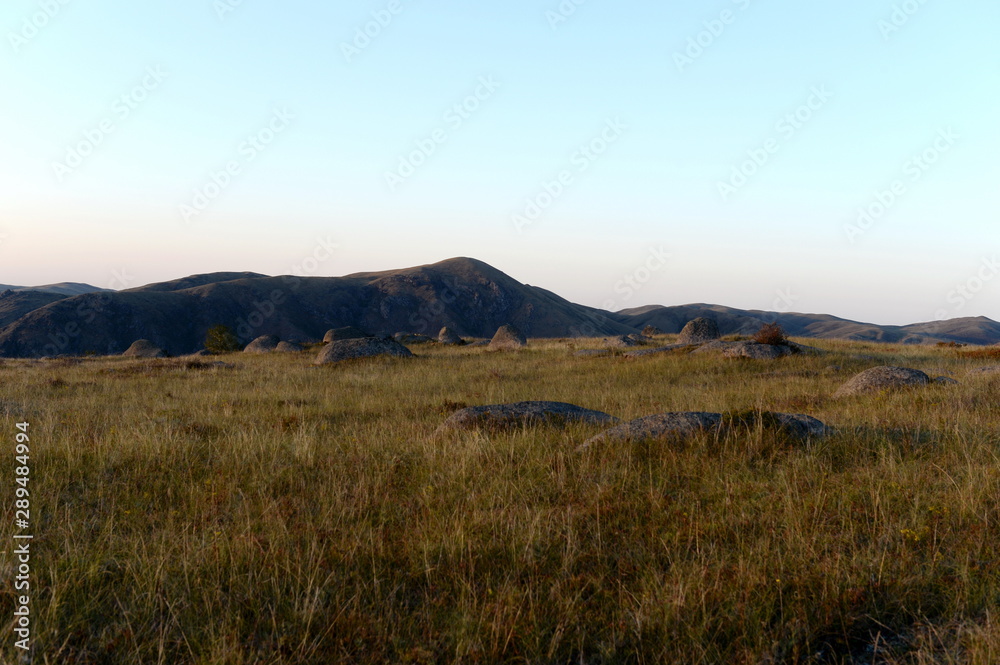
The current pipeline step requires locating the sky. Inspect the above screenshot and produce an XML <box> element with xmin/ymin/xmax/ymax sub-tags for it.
<box><xmin>1</xmin><ymin>0</ymin><xmax>997</xmax><ymax>325</ymax></box>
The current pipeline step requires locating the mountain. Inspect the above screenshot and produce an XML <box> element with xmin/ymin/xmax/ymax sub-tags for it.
<box><xmin>0</xmin><ymin>258</ymin><xmax>633</xmax><ymax>357</ymax></box>
<box><xmin>613</xmin><ymin>304</ymin><xmax>1000</xmax><ymax>345</ymax></box>
<box><xmin>0</xmin><ymin>258</ymin><xmax>997</xmax><ymax>358</ymax></box>
<box><xmin>0</xmin><ymin>282</ymin><xmax>110</xmax><ymax>297</ymax></box>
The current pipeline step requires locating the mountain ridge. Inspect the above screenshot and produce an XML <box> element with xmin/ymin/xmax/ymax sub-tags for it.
<box><xmin>0</xmin><ymin>258</ymin><xmax>996</xmax><ymax>357</ymax></box>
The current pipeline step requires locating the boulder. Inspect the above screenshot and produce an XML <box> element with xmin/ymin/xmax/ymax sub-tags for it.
<box><xmin>438</xmin><ymin>327</ymin><xmax>464</xmax><ymax>345</ymax></box>
<box><xmin>275</xmin><ymin>341</ymin><xmax>303</xmax><ymax>353</ymax></box>
<box><xmin>603</xmin><ymin>335</ymin><xmax>640</xmax><ymax>349</ymax></box>
<box><xmin>580</xmin><ymin>410</ymin><xmax>830</xmax><ymax>450</ymax></box>
<box><xmin>243</xmin><ymin>335</ymin><xmax>280</xmax><ymax>354</ymax></box>
<box><xmin>627</xmin><ymin>333</ymin><xmax>651</xmax><ymax>344</ymax></box>
<box><xmin>833</xmin><ymin>366</ymin><xmax>931</xmax><ymax>397</ymax></box>
<box><xmin>678</xmin><ymin>317</ymin><xmax>720</xmax><ymax>344</ymax></box>
<box><xmin>436</xmin><ymin>401</ymin><xmax>619</xmax><ymax>434</ymax></box>
<box><xmin>642</xmin><ymin>325</ymin><xmax>664</xmax><ymax>336</ymax></box>
<box><xmin>934</xmin><ymin>376</ymin><xmax>959</xmax><ymax>385</ymax></box>
<box><xmin>323</xmin><ymin>327</ymin><xmax>371</xmax><ymax>343</ymax></box>
<box><xmin>314</xmin><ymin>337</ymin><xmax>413</xmax><ymax>364</ymax></box>
<box><xmin>721</xmin><ymin>341</ymin><xmax>794</xmax><ymax>360</ymax></box>
<box><xmin>488</xmin><ymin>324</ymin><xmax>527</xmax><ymax>351</ymax></box>
<box><xmin>122</xmin><ymin>339</ymin><xmax>166</xmax><ymax>359</ymax></box>
<box><xmin>580</xmin><ymin>412</ymin><xmax>723</xmax><ymax>450</ymax></box>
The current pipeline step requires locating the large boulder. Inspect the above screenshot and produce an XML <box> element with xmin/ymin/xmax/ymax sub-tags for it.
<box><xmin>122</xmin><ymin>339</ymin><xmax>166</xmax><ymax>358</ymax></box>
<box><xmin>436</xmin><ymin>401</ymin><xmax>619</xmax><ymax>434</ymax></box>
<box><xmin>243</xmin><ymin>335</ymin><xmax>280</xmax><ymax>354</ymax></box>
<box><xmin>438</xmin><ymin>327</ymin><xmax>464</xmax><ymax>345</ymax></box>
<box><xmin>314</xmin><ymin>337</ymin><xmax>413</xmax><ymax>364</ymax></box>
<box><xmin>275</xmin><ymin>341</ymin><xmax>303</xmax><ymax>353</ymax></box>
<box><xmin>833</xmin><ymin>366</ymin><xmax>931</xmax><ymax>397</ymax></box>
<box><xmin>580</xmin><ymin>410</ymin><xmax>830</xmax><ymax>450</ymax></box>
<box><xmin>678</xmin><ymin>317</ymin><xmax>720</xmax><ymax>344</ymax></box>
<box><xmin>721</xmin><ymin>341</ymin><xmax>794</xmax><ymax>360</ymax></box>
<box><xmin>580</xmin><ymin>412</ymin><xmax>722</xmax><ymax>450</ymax></box>
<box><xmin>323</xmin><ymin>327</ymin><xmax>371</xmax><ymax>343</ymax></box>
<box><xmin>488</xmin><ymin>324</ymin><xmax>527</xmax><ymax>351</ymax></box>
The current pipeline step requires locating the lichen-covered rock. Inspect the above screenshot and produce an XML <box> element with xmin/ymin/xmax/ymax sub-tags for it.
<box><xmin>314</xmin><ymin>337</ymin><xmax>413</xmax><ymax>364</ymax></box>
<box><xmin>488</xmin><ymin>324</ymin><xmax>527</xmax><ymax>351</ymax></box>
<box><xmin>833</xmin><ymin>366</ymin><xmax>931</xmax><ymax>397</ymax></box>
<box><xmin>123</xmin><ymin>340</ymin><xmax>166</xmax><ymax>358</ymax></box>
<box><xmin>436</xmin><ymin>401</ymin><xmax>618</xmax><ymax>434</ymax></box>
<box><xmin>678</xmin><ymin>317</ymin><xmax>720</xmax><ymax>344</ymax></box>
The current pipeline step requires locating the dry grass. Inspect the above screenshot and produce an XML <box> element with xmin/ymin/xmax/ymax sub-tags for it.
<box><xmin>1</xmin><ymin>339</ymin><xmax>999</xmax><ymax>663</ymax></box>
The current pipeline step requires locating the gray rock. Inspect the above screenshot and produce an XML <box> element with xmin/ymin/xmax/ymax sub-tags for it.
<box><xmin>580</xmin><ymin>410</ymin><xmax>831</xmax><ymax>450</ymax></box>
<box><xmin>722</xmin><ymin>341</ymin><xmax>794</xmax><ymax>360</ymax></box>
<box><xmin>934</xmin><ymin>376</ymin><xmax>959</xmax><ymax>385</ymax></box>
<box><xmin>437</xmin><ymin>401</ymin><xmax>619</xmax><ymax>434</ymax></box>
<box><xmin>243</xmin><ymin>335</ymin><xmax>280</xmax><ymax>354</ymax></box>
<box><xmin>834</xmin><ymin>366</ymin><xmax>931</xmax><ymax>397</ymax></box>
<box><xmin>690</xmin><ymin>340</ymin><xmax>738</xmax><ymax>355</ymax></box>
<box><xmin>275</xmin><ymin>341</ymin><xmax>303</xmax><ymax>353</ymax></box>
<box><xmin>323</xmin><ymin>326</ymin><xmax>371</xmax><ymax>343</ymax></box>
<box><xmin>122</xmin><ymin>340</ymin><xmax>166</xmax><ymax>358</ymax></box>
<box><xmin>642</xmin><ymin>325</ymin><xmax>664</xmax><ymax>336</ymax></box>
<box><xmin>580</xmin><ymin>412</ymin><xmax>723</xmax><ymax>449</ymax></box>
<box><xmin>314</xmin><ymin>337</ymin><xmax>414</xmax><ymax>364</ymax></box>
<box><xmin>438</xmin><ymin>327</ymin><xmax>464</xmax><ymax>345</ymax></box>
<box><xmin>969</xmin><ymin>365</ymin><xmax>1000</xmax><ymax>375</ymax></box>
<box><xmin>678</xmin><ymin>317</ymin><xmax>720</xmax><ymax>344</ymax></box>
<box><xmin>488</xmin><ymin>324</ymin><xmax>527</xmax><ymax>351</ymax></box>
<box><xmin>603</xmin><ymin>335</ymin><xmax>641</xmax><ymax>349</ymax></box>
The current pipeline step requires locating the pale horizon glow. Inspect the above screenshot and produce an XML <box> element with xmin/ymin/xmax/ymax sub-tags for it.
<box><xmin>1</xmin><ymin>0</ymin><xmax>998</xmax><ymax>326</ymax></box>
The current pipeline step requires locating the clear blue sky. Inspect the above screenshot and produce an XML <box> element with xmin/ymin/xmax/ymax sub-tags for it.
<box><xmin>1</xmin><ymin>0</ymin><xmax>997</xmax><ymax>324</ymax></box>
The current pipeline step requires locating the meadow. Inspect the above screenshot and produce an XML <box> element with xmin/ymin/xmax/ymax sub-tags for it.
<box><xmin>1</xmin><ymin>337</ymin><xmax>999</xmax><ymax>664</ymax></box>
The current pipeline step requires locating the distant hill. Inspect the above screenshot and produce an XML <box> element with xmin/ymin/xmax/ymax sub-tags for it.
<box><xmin>0</xmin><ymin>282</ymin><xmax>110</xmax><ymax>297</ymax></box>
<box><xmin>0</xmin><ymin>258</ymin><xmax>633</xmax><ymax>357</ymax></box>
<box><xmin>0</xmin><ymin>258</ymin><xmax>997</xmax><ymax>358</ymax></box>
<box><xmin>613</xmin><ymin>304</ymin><xmax>1000</xmax><ymax>346</ymax></box>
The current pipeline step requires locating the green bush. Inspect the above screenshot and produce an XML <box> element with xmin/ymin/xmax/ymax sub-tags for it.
<box><xmin>205</xmin><ymin>324</ymin><xmax>242</xmax><ymax>353</ymax></box>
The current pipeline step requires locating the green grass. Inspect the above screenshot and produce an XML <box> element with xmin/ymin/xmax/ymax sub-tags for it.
<box><xmin>2</xmin><ymin>338</ymin><xmax>1000</xmax><ymax>663</ymax></box>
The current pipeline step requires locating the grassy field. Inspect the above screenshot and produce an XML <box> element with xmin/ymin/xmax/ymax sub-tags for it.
<box><xmin>1</xmin><ymin>337</ymin><xmax>1000</xmax><ymax>664</ymax></box>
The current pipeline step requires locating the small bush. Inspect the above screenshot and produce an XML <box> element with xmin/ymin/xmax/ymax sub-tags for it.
<box><xmin>205</xmin><ymin>324</ymin><xmax>242</xmax><ymax>354</ymax></box>
<box><xmin>753</xmin><ymin>322</ymin><xmax>788</xmax><ymax>346</ymax></box>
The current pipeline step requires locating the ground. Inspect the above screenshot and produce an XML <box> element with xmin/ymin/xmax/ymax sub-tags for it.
<box><xmin>1</xmin><ymin>337</ymin><xmax>998</xmax><ymax>664</ymax></box>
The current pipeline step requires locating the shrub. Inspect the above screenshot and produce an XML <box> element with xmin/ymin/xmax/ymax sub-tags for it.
<box><xmin>753</xmin><ymin>322</ymin><xmax>788</xmax><ymax>346</ymax></box>
<box><xmin>205</xmin><ymin>324</ymin><xmax>242</xmax><ymax>353</ymax></box>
